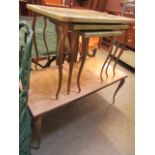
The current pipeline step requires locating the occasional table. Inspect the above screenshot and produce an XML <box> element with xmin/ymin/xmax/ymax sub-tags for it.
<box><xmin>27</xmin><ymin>4</ymin><xmax>134</xmax><ymax>97</ymax></box>
<box><xmin>26</xmin><ymin>4</ymin><xmax>134</xmax><ymax>148</ymax></box>
<box><xmin>29</xmin><ymin>57</ymin><xmax>128</xmax><ymax>148</ymax></box>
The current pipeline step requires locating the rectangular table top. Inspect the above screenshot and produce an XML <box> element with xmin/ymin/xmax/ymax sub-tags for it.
<box><xmin>28</xmin><ymin>57</ymin><xmax>127</xmax><ymax>118</ymax></box>
<box><xmin>27</xmin><ymin>4</ymin><xmax>134</xmax><ymax>24</ymax></box>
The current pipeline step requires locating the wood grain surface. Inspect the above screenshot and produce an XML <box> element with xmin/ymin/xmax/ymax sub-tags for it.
<box><xmin>27</xmin><ymin>4</ymin><xmax>134</xmax><ymax>24</ymax></box>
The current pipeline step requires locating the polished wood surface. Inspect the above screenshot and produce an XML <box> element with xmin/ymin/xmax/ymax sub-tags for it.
<box><xmin>27</xmin><ymin>4</ymin><xmax>134</xmax><ymax>24</ymax></box>
<box><xmin>28</xmin><ymin>57</ymin><xmax>127</xmax><ymax>118</ymax></box>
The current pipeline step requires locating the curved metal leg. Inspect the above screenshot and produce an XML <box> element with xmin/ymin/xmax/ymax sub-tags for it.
<box><xmin>112</xmin><ymin>47</ymin><xmax>124</xmax><ymax>78</ymax></box>
<box><xmin>44</xmin><ymin>56</ymin><xmax>56</xmax><ymax>67</ymax></box>
<box><xmin>67</xmin><ymin>31</ymin><xmax>79</xmax><ymax>94</ymax></box>
<box><xmin>64</xmin><ymin>34</ymin><xmax>71</xmax><ymax>62</ymax></box>
<box><xmin>56</xmin><ymin>25</ymin><xmax>68</xmax><ymax>99</ymax></box>
<box><xmin>31</xmin><ymin>117</ymin><xmax>43</xmax><ymax>150</ymax></box>
<box><xmin>105</xmin><ymin>45</ymin><xmax>119</xmax><ymax>80</ymax></box>
<box><xmin>77</xmin><ymin>37</ymin><xmax>89</xmax><ymax>93</ymax></box>
<box><xmin>56</xmin><ymin>63</ymin><xmax>63</xmax><ymax>99</ymax></box>
<box><xmin>112</xmin><ymin>78</ymin><xmax>125</xmax><ymax>104</ymax></box>
<box><xmin>113</xmin><ymin>30</ymin><xmax>128</xmax><ymax>78</ymax></box>
<box><xmin>100</xmin><ymin>38</ymin><xmax>114</xmax><ymax>82</ymax></box>
<box><xmin>74</xmin><ymin>34</ymin><xmax>80</xmax><ymax>63</ymax></box>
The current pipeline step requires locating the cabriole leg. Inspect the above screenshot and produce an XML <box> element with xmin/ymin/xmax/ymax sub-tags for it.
<box><xmin>55</xmin><ymin>25</ymin><xmax>68</xmax><ymax>99</ymax></box>
<box><xmin>67</xmin><ymin>31</ymin><xmax>79</xmax><ymax>94</ymax></box>
<box><xmin>77</xmin><ymin>37</ymin><xmax>89</xmax><ymax>93</ymax></box>
<box><xmin>31</xmin><ymin>117</ymin><xmax>43</xmax><ymax>150</ymax></box>
<box><xmin>112</xmin><ymin>78</ymin><xmax>125</xmax><ymax>104</ymax></box>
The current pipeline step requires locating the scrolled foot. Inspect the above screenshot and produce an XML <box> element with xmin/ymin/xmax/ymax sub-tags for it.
<box><xmin>112</xmin><ymin>78</ymin><xmax>125</xmax><ymax>104</ymax></box>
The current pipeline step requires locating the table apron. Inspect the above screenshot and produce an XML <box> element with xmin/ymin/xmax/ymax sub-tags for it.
<box><xmin>69</xmin><ymin>24</ymin><xmax>129</xmax><ymax>31</ymax></box>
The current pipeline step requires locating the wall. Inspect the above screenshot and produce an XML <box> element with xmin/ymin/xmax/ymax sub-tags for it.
<box><xmin>43</xmin><ymin>0</ymin><xmax>63</xmax><ymax>5</ymax></box>
<box><xmin>65</xmin><ymin>0</ymin><xmax>107</xmax><ymax>10</ymax></box>
<box><xmin>96</xmin><ymin>0</ymin><xmax>107</xmax><ymax>11</ymax></box>
<box><xmin>105</xmin><ymin>0</ymin><xmax>121</xmax><ymax>12</ymax></box>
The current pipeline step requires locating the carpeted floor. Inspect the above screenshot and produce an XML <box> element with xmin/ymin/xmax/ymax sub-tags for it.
<box><xmin>31</xmin><ymin>49</ymin><xmax>135</xmax><ymax>155</ymax></box>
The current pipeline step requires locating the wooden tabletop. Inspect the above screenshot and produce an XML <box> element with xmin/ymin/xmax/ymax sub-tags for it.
<box><xmin>27</xmin><ymin>4</ymin><xmax>134</xmax><ymax>24</ymax></box>
<box><xmin>28</xmin><ymin>57</ymin><xmax>127</xmax><ymax>118</ymax></box>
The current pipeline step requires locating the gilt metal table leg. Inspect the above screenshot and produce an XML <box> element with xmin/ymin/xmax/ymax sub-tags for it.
<box><xmin>100</xmin><ymin>38</ymin><xmax>114</xmax><ymax>82</ymax></box>
<box><xmin>112</xmin><ymin>78</ymin><xmax>125</xmax><ymax>104</ymax></box>
<box><xmin>64</xmin><ymin>34</ymin><xmax>71</xmax><ymax>63</ymax></box>
<box><xmin>113</xmin><ymin>30</ymin><xmax>128</xmax><ymax>78</ymax></box>
<box><xmin>31</xmin><ymin>117</ymin><xmax>43</xmax><ymax>150</ymax></box>
<box><xmin>56</xmin><ymin>25</ymin><xmax>68</xmax><ymax>99</ymax></box>
<box><xmin>74</xmin><ymin>34</ymin><xmax>80</xmax><ymax>62</ymax></box>
<box><xmin>56</xmin><ymin>63</ymin><xmax>63</xmax><ymax>99</ymax></box>
<box><xmin>44</xmin><ymin>56</ymin><xmax>56</xmax><ymax>67</ymax></box>
<box><xmin>67</xmin><ymin>31</ymin><xmax>79</xmax><ymax>94</ymax></box>
<box><xmin>105</xmin><ymin>43</ymin><xmax>119</xmax><ymax>80</ymax></box>
<box><xmin>112</xmin><ymin>47</ymin><xmax>124</xmax><ymax>78</ymax></box>
<box><xmin>77</xmin><ymin>37</ymin><xmax>89</xmax><ymax>93</ymax></box>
